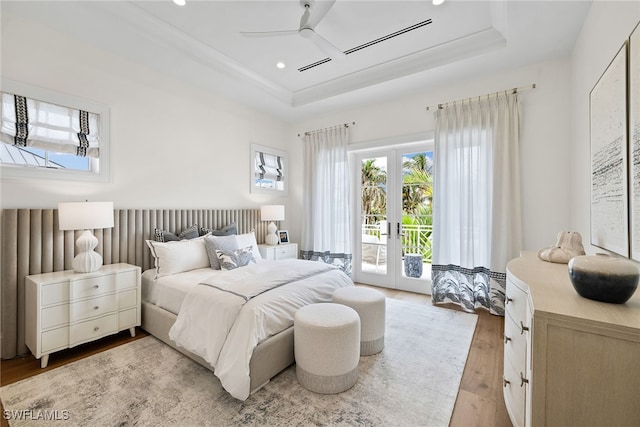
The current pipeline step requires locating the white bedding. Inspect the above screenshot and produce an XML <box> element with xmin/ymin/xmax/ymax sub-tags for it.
<box><xmin>142</xmin><ymin>268</ymin><xmax>217</xmax><ymax>314</ymax></box>
<box><xmin>167</xmin><ymin>259</ymin><xmax>353</xmax><ymax>400</ymax></box>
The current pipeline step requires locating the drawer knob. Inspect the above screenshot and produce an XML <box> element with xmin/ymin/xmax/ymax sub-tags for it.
<box><xmin>505</xmin><ymin>296</ymin><xmax>513</xmax><ymax>305</ymax></box>
<box><xmin>93</xmin><ymin>326</ymin><xmax>100</xmax><ymax>332</ymax></box>
<box><xmin>520</xmin><ymin>372</ymin><xmax>529</xmax><ymax>387</ymax></box>
<box><xmin>503</xmin><ymin>377</ymin><xmax>511</xmax><ymax>387</ymax></box>
<box><xmin>93</xmin><ymin>285</ymin><xmax>99</xmax><ymax>289</ymax></box>
<box><xmin>94</xmin><ymin>306</ymin><xmax>100</xmax><ymax>310</ymax></box>
<box><xmin>504</xmin><ymin>334</ymin><xmax>512</xmax><ymax>344</ymax></box>
<box><xmin>520</xmin><ymin>321</ymin><xmax>529</xmax><ymax>334</ymax></box>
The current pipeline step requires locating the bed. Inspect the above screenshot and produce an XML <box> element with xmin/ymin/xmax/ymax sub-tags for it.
<box><xmin>141</xmin><ymin>235</ymin><xmax>353</xmax><ymax>401</ymax></box>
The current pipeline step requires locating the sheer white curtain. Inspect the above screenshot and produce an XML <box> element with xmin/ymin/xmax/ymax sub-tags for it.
<box><xmin>300</xmin><ymin>125</ymin><xmax>352</xmax><ymax>274</ymax></box>
<box><xmin>431</xmin><ymin>93</ymin><xmax>522</xmax><ymax>315</ymax></box>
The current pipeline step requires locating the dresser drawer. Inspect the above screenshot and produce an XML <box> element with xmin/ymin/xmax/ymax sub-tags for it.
<box><xmin>70</xmin><ymin>274</ymin><xmax>116</xmax><ymax>300</ymax></box>
<box><xmin>70</xmin><ymin>294</ymin><xmax>117</xmax><ymax>323</ymax></box>
<box><xmin>41</xmin><ymin>281</ymin><xmax>70</xmax><ymax>306</ymax></box>
<box><xmin>42</xmin><ymin>304</ymin><xmax>69</xmax><ymax>330</ymax></box>
<box><xmin>505</xmin><ymin>277</ymin><xmax>528</xmax><ymax>324</ymax></box>
<box><xmin>118</xmin><ymin>289</ymin><xmax>137</xmax><ymax>309</ymax></box>
<box><xmin>41</xmin><ymin>327</ymin><xmax>69</xmax><ymax>353</ymax></box>
<box><xmin>116</xmin><ymin>270</ymin><xmax>139</xmax><ymax>291</ymax></box>
<box><xmin>504</xmin><ymin>315</ymin><xmax>527</xmax><ymax>367</ymax></box>
<box><xmin>119</xmin><ymin>307</ymin><xmax>138</xmax><ymax>329</ymax></box>
<box><xmin>69</xmin><ymin>314</ymin><xmax>118</xmax><ymax>347</ymax></box>
<box><xmin>503</xmin><ymin>355</ymin><xmax>527</xmax><ymax>427</ymax></box>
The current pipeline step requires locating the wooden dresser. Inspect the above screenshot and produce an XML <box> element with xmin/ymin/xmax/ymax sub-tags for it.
<box><xmin>504</xmin><ymin>253</ymin><xmax>640</xmax><ymax>427</ymax></box>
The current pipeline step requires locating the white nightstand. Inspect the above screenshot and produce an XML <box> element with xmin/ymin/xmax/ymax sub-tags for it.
<box><xmin>258</xmin><ymin>243</ymin><xmax>298</xmax><ymax>260</ymax></box>
<box><xmin>25</xmin><ymin>263</ymin><xmax>141</xmax><ymax>368</ymax></box>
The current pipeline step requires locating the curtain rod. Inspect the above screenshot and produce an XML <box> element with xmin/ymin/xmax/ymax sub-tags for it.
<box><xmin>298</xmin><ymin>121</ymin><xmax>356</xmax><ymax>137</ymax></box>
<box><xmin>425</xmin><ymin>83</ymin><xmax>537</xmax><ymax>111</ymax></box>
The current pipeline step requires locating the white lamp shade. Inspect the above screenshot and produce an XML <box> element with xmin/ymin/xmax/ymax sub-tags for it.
<box><xmin>260</xmin><ymin>205</ymin><xmax>285</xmax><ymax>221</ymax></box>
<box><xmin>58</xmin><ymin>202</ymin><xmax>114</xmax><ymax>231</ymax></box>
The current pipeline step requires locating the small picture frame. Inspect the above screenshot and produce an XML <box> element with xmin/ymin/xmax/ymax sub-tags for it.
<box><xmin>278</xmin><ymin>230</ymin><xmax>289</xmax><ymax>244</ymax></box>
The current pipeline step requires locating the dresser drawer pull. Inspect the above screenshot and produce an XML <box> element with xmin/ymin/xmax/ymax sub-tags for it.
<box><xmin>94</xmin><ymin>306</ymin><xmax>100</xmax><ymax>310</ymax></box>
<box><xmin>504</xmin><ymin>334</ymin><xmax>511</xmax><ymax>344</ymax></box>
<box><xmin>505</xmin><ymin>296</ymin><xmax>513</xmax><ymax>305</ymax></box>
<box><xmin>503</xmin><ymin>377</ymin><xmax>511</xmax><ymax>387</ymax></box>
<box><xmin>520</xmin><ymin>321</ymin><xmax>529</xmax><ymax>334</ymax></box>
<box><xmin>520</xmin><ymin>372</ymin><xmax>529</xmax><ymax>387</ymax></box>
<box><xmin>93</xmin><ymin>326</ymin><xmax>99</xmax><ymax>332</ymax></box>
<box><xmin>93</xmin><ymin>285</ymin><xmax>99</xmax><ymax>289</ymax></box>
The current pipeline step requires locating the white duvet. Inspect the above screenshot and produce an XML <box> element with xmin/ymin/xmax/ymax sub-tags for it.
<box><xmin>168</xmin><ymin>259</ymin><xmax>353</xmax><ymax>400</ymax></box>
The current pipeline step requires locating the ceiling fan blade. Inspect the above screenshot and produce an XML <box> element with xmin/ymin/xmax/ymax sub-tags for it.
<box><xmin>308</xmin><ymin>30</ymin><xmax>345</xmax><ymax>61</ymax></box>
<box><xmin>299</xmin><ymin>6</ymin><xmax>311</xmax><ymax>29</ymax></box>
<box><xmin>305</xmin><ymin>0</ymin><xmax>336</xmax><ymax>29</ymax></box>
<box><xmin>240</xmin><ymin>30</ymin><xmax>299</xmax><ymax>38</ymax></box>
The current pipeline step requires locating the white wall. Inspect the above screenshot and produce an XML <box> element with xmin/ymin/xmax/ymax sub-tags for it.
<box><xmin>571</xmin><ymin>1</ymin><xmax>640</xmax><ymax>255</ymax></box>
<box><xmin>0</xmin><ymin>13</ymin><xmax>289</xmax><ymax>211</ymax></box>
<box><xmin>288</xmin><ymin>58</ymin><xmax>574</xmax><ymax>252</ymax></box>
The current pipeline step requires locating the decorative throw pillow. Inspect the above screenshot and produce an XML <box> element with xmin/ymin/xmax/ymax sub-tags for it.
<box><xmin>215</xmin><ymin>246</ymin><xmax>256</xmax><ymax>271</ymax></box>
<box><xmin>154</xmin><ymin>224</ymin><xmax>199</xmax><ymax>242</ymax></box>
<box><xmin>199</xmin><ymin>222</ymin><xmax>238</xmax><ymax>237</ymax></box>
<box><xmin>236</xmin><ymin>232</ymin><xmax>263</xmax><ymax>261</ymax></box>
<box><xmin>204</xmin><ymin>234</ymin><xmax>239</xmax><ymax>270</ymax></box>
<box><xmin>146</xmin><ymin>236</ymin><xmax>210</xmax><ymax>278</ymax></box>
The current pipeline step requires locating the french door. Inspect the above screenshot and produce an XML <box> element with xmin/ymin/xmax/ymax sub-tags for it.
<box><xmin>353</xmin><ymin>143</ymin><xmax>433</xmax><ymax>294</ymax></box>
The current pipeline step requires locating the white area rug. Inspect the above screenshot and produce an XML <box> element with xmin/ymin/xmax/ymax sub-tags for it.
<box><xmin>1</xmin><ymin>299</ymin><xmax>477</xmax><ymax>426</ymax></box>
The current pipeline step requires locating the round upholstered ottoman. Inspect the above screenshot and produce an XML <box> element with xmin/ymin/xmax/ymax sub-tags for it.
<box><xmin>294</xmin><ymin>303</ymin><xmax>360</xmax><ymax>394</ymax></box>
<box><xmin>332</xmin><ymin>287</ymin><xmax>386</xmax><ymax>356</ymax></box>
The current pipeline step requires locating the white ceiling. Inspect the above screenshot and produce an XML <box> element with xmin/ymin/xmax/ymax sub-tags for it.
<box><xmin>2</xmin><ymin>0</ymin><xmax>592</xmax><ymax>121</ymax></box>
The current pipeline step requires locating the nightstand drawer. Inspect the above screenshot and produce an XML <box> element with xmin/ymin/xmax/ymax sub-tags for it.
<box><xmin>274</xmin><ymin>245</ymin><xmax>296</xmax><ymax>260</ymax></box>
<box><xmin>69</xmin><ymin>314</ymin><xmax>118</xmax><ymax>347</ymax></box>
<box><xmin>70</xmin><ymin>274</ymin><xmax>116</xmax><ymax>299</ymax></box>
<box><xmin>70</xmin><ymin>294</ymin><xmax>118</xmax><ymax>323</ymax></box>
<box><xmin>118</xmin><ymin>289</ymin><xmax>137</xmax><ymax>309</ymax></box>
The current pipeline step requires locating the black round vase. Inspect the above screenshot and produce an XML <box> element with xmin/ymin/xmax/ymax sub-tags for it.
<box><xmin>567</xmin><ymin>254</ymin><xmax>639</xmax><ymax>304</ymax></box>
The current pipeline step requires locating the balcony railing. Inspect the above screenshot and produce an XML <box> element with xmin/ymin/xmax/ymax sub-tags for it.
<box><xmin>362</xmin><ymin>223</ymin><xmax>433</xmax><ymax>263</ymax></box>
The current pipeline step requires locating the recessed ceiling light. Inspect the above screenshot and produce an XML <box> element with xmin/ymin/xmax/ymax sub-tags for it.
<box><xmin>433</xmin><ymin>0</ymin><xmax>445</xmax><ymax>5</ymax></box>
<box><xmin>276</xmin><ymin>62</ymin><xmax>286</xmax><ymax>69</ymax></box>
<box><xmin>173</xmin><ymin>0</ymin><xmax>186</xmax><ymax>6</ymax></box>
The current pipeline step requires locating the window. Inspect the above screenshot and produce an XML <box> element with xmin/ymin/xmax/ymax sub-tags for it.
<box><xmin>0</xmin><ymin>79</ymin><xmax>110</xmax><ymax>182</ymax></box>
<box><xmin>250</xmin><ymin>143</ymin><xmax>287</xmax><ymax>195</ymax></box>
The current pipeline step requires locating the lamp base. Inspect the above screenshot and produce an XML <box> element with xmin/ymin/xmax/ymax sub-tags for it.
<box><xmin>73</xmin><ymin>230</ymin><xmax>103</xmax><ymax>273</ymax></box>
<box><xmin>265</xmin><ymin>221</ymin><xmax>279</xmax><ymax>245</ymax></box>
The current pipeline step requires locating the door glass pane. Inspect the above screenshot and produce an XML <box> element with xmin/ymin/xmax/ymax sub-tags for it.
<box><xmin>361</xmin><ymin>157</ymin><xmax>387</xmax><ymax>274</ymax></box>
<box><xmin>401</xmin><ymin>151</ymin><xmax>433</xmax><ymax>279</ymax></box>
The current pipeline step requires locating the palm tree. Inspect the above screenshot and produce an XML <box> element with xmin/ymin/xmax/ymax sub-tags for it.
<box><xmin>402</xmin><ymin>154</ymin><xmax>433</xmax><ymax>215</ymax></box>
<box><xmin>361</xmin><ymin>159</ymin><xmax>387</xmax><ymax>225</ymax></box>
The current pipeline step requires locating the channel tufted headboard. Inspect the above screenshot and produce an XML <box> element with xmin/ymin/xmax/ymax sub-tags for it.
<box><xmin>0</xmin><ymin>208</ymin><xmax>270</xmax><ymax>359</ymax></box>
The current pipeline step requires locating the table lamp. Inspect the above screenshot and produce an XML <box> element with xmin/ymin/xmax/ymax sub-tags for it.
<box><xmin>58</xmin><ymin>201</ymin><xmax>114</xmax><ymax>273</ymax></box>
<box><xmin>260</xmin><ymin>205</ymin><xmax>285</xmax><ymax>245</ymax></box>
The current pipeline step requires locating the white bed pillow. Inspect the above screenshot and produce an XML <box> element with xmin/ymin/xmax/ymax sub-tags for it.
<box><xmin>146</xmin><ymin>236</ymin><xmax>210</xmax><ymax>278</ymax></box>
<box><xmin>204</xmin><ymin>232</ymin><xmax>262</xmax><ymax>270</ymax></box>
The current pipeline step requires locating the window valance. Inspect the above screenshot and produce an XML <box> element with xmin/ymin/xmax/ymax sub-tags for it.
<box><xmin>1</xmin><ymin>92</ymin><xmax>100</xmax><ymax>158</ymax></box>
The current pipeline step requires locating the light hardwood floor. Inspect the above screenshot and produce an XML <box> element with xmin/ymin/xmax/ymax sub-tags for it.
<box><xmin>1</xmin><ymin>286</ymin><xmax>512</xmax><ymax>427</ymax></box>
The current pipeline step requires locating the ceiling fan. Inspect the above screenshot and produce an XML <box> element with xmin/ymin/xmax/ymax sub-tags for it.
<box><xmin>240</xmin><ymin>0</ymin><xmax>346</xmax><ymax>61</ymax></box>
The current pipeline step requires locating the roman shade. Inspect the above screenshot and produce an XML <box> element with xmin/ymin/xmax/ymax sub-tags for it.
<box><xmin>1</xmin><ymin>92</ymin><xmax>101</xmax><ymax>158</ymax></box>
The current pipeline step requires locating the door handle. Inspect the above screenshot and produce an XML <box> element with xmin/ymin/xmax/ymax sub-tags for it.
<box><xmin>397</xmin><ymin>223</ymin><xmax>401</xmax><ymax>239</ymax></box>
<box><xmin>387</xmin><ymin>222</ymin><xmax>391</xmax><ymax>239</ymax></box>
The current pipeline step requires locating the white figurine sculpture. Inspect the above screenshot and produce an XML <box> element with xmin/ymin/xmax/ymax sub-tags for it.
<box><xmin>537</xmin><ymin>231</ymin><xmax>586</xmax><ymax>264</ymax></box>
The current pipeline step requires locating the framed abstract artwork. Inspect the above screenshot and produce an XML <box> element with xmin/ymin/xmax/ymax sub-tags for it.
<box><xmin>590</xmin><ymin>42</ymin><xmax>629</xmax><ymax>257</ymax></box>
<box><xmin>630</xmin><ymin>22</ymin><xmax>640</xmax><ymax>261</ymax></box>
